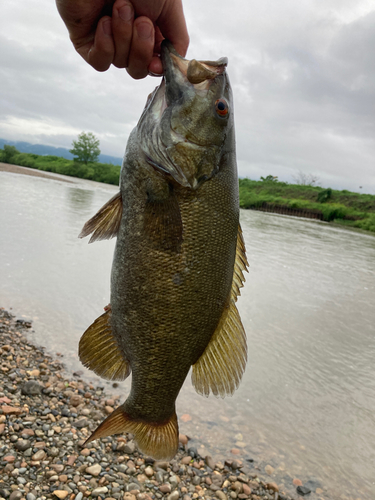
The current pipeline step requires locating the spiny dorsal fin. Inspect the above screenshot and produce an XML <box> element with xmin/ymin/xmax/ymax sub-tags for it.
<box><xmin>191</xmin><ymin>224</ymin><xmax>248</xmax><ymax>398</ymax></box>
<box><xmin>84</xmin><ymin>405</ymin><xmax>179</xmax><ymax>460</ymax></box>
<box><xmin>79</xmin><ymin>191</ymin><xmax>123</xmax><ymax>243</ymax></box>
<box><xmin>79</xmin><ymin>306</ymin><xmax>131</xmax><ymax>381</ymax></box>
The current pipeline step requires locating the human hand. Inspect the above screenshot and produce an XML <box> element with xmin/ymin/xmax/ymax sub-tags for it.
<box><xmin>56</xmin><ymin>0</ymin><xmax>189</xmax><ymax>79</ymax></box>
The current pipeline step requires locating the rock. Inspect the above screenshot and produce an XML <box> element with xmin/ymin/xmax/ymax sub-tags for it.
<box><xmin>230</xmin><ymin>448</ymin><xmax>240</xmax><ymax>455</ymax></box>
<box><xmin>15</xmin><ymin>439</ymin><xmax>30</xmax><ymax>451</ymax></box>
<box><xmin>296</xmin><ymin>485</ymin><xmax>311</xmax><ymax>496</ymax></box>
<box><xmin>0</xmin><ymin>488</ymin><xmax>10</xmax><ymax>499</ymax></box>
<box><xmin>205</xmin><ymin>455</ymin><xmax>216</xmax><ymax>470</ymax></box>
<box><xmin>216</xmin><ymin>492</ymin><xmax>226</xmax><ymax>500</ymax></box>
<box><xmin>159</xmin><ymin>484</ymin><xmax>172</xmax><ymax>494</ymax></box>
<box><xmin>187</xmin><ymin>447</ymin><xmax>198</xmax><ymax>458</ymax></box>
<box><xmin>124</xmin><ymin>494</ymin><xmax>137</xmax><ymax>500</ymax></box>
<box><xmin>105</xmin><ymin>405</ymin><xmax>114</xmax><ymax>414</ymax></box>
<box><xmin>86</xmin><ymin>463</ymin><xmax>102</xmax><ymax>476</ymax></box>
<box><xmin>26</xmin><ymin>494</ymin><xmax>36</xmax><ymax>500</ymax></box>
<box><xmin>179</xmin><ymin>434</ymin><xmax>189</xmax><ymax>445</ymax></box>
<box><xmin>92</xmin><ymin>486</ymin><xmax>109</xmax><ymax>497</ymax></box>
<box><xmin>293</xmin><ymin>479</ymin><xmax>303</xmax><ymax>487</ymax></box>
<box><xmin>51</xmin><ymin>464</ymin><xmax>65</xmax><ymax>473</ymax></box>
<box><xmin>315</xmin><ymin>488</ymin><xmax>324</xmax><ymax>495</ymax></box>
<box><xmin>264</xmin><ymin>465</ymin><xmax>274</xmax><ymax>475</ymax></box>
<box><xmin>0</xmin><ymin>423</ymin><xmax>5</xmax><ymax>435</ymax></box>
<box><xmin>69</xmin><ymin>394</ymin><xmax>83</xmax><ymax>407</ymax></box>
<box><xmin>53</xmin><ymin>491</ymin><xmax>69</xmax><ymax>499</ymax></box>
<box><xmin>31</xmin><ymin>450</ymin><xmax>46</xmax><ymax>461</ymax></box>
<box><xmin>21</xmin><ymin>380</ymin><xmax>42</xmax><ymax>395</ymax></box>
<box><xmin>73</xmin><ymin>418</ymin><xmax>88</xmax><ymax>428</ymax></box>
<box><xmin>167</xmin><ymin>492</ymin><xmax>180</xmax><ymax>500</ymax></box>
<box><xmin>124</xmin><ymin>441</ymin><xmax>136</xmax><ymax>454</ymax></box>
<box><xmin>144</xmin><ymin>466</ymin><xmax>154</xmax><ymax>477</ymax></box>
<box><xmin>180</xmin><ymin>414</ymin><xmax>192</xmax><ymax>422</ymax></box>
<box><xmin>67</xmin><ymin>454</ymin><xmax>77</xmax><ymax>465</ymax></box>
<box><xmin>9</xmin><ymin>492</ymin><xmax>23</xmax><ymax>500</ymax></box>
<box><xmin>181</xmin><ymin>456</ymin><xmax>192</xmax><ymax>465</ymax></box>
<box><xmin>266</xmin><ymin>482</ymin><xmax>279</xmax><ymax>492</ymax></box>
<box><xmin>242</xmin><ymin>484</ymin><xmax>251</xmax><ymax>496</ymax></box>
<box><xmin>231</xmin><ymin>460</ymin><xmax>242</xmax><ymax>470</ymax></box>
<box><xmin>1</xmin><ymin>405</ymin><xmax>23</xmax><ymax>415</ymax></box>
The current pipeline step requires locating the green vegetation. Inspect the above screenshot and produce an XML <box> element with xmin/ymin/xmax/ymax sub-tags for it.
<box><xmin>1</xmin><ymin>142</ymin><xmax>374</xmax><ymax>234</ymax></box>
<box><xmin>70</xmin><ymin>132</ymin><xmax>101</xmax><ymax>164</ymax></box>
<box><xmin>239</xmin><ymin>178</ymin><xmax>375</xmax><ymax>233</ymax></box>
<box><xmin>0</xmin><ymin>145</ymin><xmax>120</xmax><ymax>185</ymax></box>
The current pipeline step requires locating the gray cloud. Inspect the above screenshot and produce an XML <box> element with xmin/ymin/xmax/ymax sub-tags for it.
<box><xmin>0</xmin><ymin>0</ymin><xmax>374</xmax><ymax>192</ymax></box>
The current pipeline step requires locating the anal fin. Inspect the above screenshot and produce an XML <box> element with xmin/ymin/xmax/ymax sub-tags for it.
<box><xmin>85</xmin><ymin>405</ymin><xmax>179</xmax><ymax>460</ymax></box>
<box><xmin>79</xmin><ymin>306</ymin><xmax>131</xmax><ymax>381</ymax></box>
<box><xmin>79</xmin><ymin>191</ymin><xmax>123</xmax><ymax>243</ymax></box>
<box><xmin>192</xmin><ymin>224</ymin><xmax>248</xmax><ymax>398</ymax></box>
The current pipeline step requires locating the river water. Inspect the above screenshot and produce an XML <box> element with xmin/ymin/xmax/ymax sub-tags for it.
<box><xmin>1</xmin><ymin>170</ymin><xmax>375</xmax><ymax>500</ymax></box>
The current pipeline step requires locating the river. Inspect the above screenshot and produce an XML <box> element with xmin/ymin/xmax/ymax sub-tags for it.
<box><xmin>1</xmin><ymin>170</ymin><xmax>375</xmax><ymax>500</ymax></box>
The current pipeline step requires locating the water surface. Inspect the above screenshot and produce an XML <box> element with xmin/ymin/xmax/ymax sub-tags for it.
<box><xmin>1</xmin><ymin>171</ymin><xmax>375</xmax><ymax>500</ymax></box>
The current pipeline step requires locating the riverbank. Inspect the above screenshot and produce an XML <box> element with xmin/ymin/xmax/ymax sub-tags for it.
<box><xmin>0</xmin><ymin>309</ymin><xmax>300</xmax><ymax>500</ymax></box>
<box><xmin>239</xmin><ymin>179</ymin><xmax>375</xmax><ymax>233</ymax></box>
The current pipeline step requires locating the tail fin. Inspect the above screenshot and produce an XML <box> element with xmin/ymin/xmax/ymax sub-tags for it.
<box><xmin>85</xmin><ymin>405</ymin><xmax>179</xmax><ymax>460</ymax></box>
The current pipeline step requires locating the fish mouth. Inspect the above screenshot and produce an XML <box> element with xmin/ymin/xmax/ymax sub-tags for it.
<box><xmin>161</xmin><ymin>40</ymin><xmax>228</xmax><ymax>92</ymax></box>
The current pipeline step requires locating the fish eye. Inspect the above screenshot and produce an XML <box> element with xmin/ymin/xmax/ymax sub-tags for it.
<box><xmin>215</xmin><ymin>98</ymin><xmax>229</xmax><ymax>117</ymax></box>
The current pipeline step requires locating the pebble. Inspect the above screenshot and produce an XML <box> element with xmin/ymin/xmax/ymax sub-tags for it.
<box><xmin>21</xmin><ymin>380</ymin><xmax>42</xmax><ymax>395</ymax></box>
<box><xmin>86</xmin><ymin>463</ymin><xmax>102</xmax><ymax>476</ymax></box>
<box><xmin>92</xmin><ymin>486</ymin><xmax>109</xmax><ymax>496</ymax></box>
<box><xmin>265</xmin><ymin>465</ymin><xmax>275</xmax><ymax>475</ymax></box>
<box><xmin>167</xmin><ymin>492</ymin><xmax>180</xmax><ymax>500</ymax></box>
<box><xmin>53</xmin><ymin>491</ymin><xmax>69</xmax><ymax>499</ymax></box>
<box><xmin>0</xmin><ymin>308</ymin><xmax>298</xmax><ymax>500</ymax></box>
<box><xmin>296</xmin><ymin>485</ymin><xmax>311</xmax><ymax>496</ymax></box>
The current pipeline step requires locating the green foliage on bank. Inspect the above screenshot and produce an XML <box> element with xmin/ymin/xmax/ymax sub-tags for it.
<box><xmin>239</xmin><ymin>178</ymin><xmax>375</xmax><ymax>234</ymax></box>
<box><xmin>0</xmin><ymin>146</ymin><xmax>120</xmax><ymax>185</ymax></box>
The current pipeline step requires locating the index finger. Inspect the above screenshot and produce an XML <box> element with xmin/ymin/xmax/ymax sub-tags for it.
<box><xmin>157</xmin><ymin>0</ymin><xmax>189</xmax><ymax>58</ymax></box>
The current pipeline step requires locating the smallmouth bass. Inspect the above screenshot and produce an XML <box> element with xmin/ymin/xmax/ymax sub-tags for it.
<box><xmin>79</xmin><ymin>41</ymin><xmax>248</xmax><ymax>459</ymax></box>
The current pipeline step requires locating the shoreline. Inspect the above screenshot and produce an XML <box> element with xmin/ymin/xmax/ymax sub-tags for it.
<box><xmin>0</xmin><ymin>309</ymin><xmax>295</xmax><ymax>500</ymax></box>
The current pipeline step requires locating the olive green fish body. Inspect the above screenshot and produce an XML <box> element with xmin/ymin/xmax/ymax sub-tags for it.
<box><xmin>78</xmin><ymin>42</ymin><xmax>248</xmax><ymax>459</ymax></box>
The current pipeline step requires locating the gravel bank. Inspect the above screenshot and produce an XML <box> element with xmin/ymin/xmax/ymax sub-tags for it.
<box><xmin>0</xmin><ymin>163</ymin><xmax>74</xmax><ymax>183</ymax></box>
<box><xmin>0</xmin><ymin>309</ymin><xmax>297</xmax><ymax>500</ymax></box>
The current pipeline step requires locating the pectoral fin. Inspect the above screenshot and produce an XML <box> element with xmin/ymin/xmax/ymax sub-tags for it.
<box><xmin>79</xmin><ymin>306</ymin><xmax>131</xmax><ymax>381</ymax></box>
<box><xmin>79</xmin><ymin>191</ymin><xmax>123</xmax><ymax>243</ymax></box>
<box><xmin>192</xmin><ymin>224</ymin><xmax>248</xmax><ymax>397</ymax></box>
<box><xmin>85</xmin><ymin>405</ymin><xmax>179</xmax><ymax>460</ymax></box>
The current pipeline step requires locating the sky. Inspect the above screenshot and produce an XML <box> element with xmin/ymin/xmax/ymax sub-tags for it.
<box><xmin>1</xmin><ymin>0</ymin><xmax>374</xmax><ymax>193</ymax></box>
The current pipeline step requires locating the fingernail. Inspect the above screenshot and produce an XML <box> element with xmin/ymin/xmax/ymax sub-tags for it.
<box><xmin>119</xmin><ymin>4</ymin><xmax>133</xmax><ymax>22</ymax></box>
<box><xmin>103</xmin><ymin>20</ymin><xmax>112</xmax><ymax>36</ymax></box>
<box><xmin>137</xmin><ymin>22</ymin><xmax>153</xmax><ymax>40</ymax></box>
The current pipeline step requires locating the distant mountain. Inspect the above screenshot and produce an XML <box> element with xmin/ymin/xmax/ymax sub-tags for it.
<box><xmin>0</xmin><ymin>138</ymin><xmax>123</xmax><ymax>166</ymax></box>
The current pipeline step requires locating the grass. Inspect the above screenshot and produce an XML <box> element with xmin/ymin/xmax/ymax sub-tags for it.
<box><xmin>1</xmin><ymin>146</ymin><xmax>374</xmax><ymax>234</ymax></box>
<box><xmin>0</xmin><ymin>150</ymin><xmax>120</xmax><ymax>185</ymax></box>
<box><xmin>239</xmin><ymin>178</ymin><xmax>375</xmax><ymax>234</ymax></box>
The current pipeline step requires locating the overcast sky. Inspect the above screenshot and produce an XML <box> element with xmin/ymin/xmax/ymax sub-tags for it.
<box><xmin>1</xmin><ymin>0</ymin><xmax>374</xmax><ymax>192</ymax></box>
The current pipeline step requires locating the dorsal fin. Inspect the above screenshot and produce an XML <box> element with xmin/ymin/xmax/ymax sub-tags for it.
<box><xmin>79</xmin><ymin>191</ymin><xmax>123</xmax><ymax>243</ymax></box>
<box><xmin>191</xmin><ymin>224</ymin><xmax>248</xmax><ymax>397</ymax></box>
<box><xmin>79</xmin><ymin>306</ymin><xmax>131</xmax><ymax>381</ymax></box>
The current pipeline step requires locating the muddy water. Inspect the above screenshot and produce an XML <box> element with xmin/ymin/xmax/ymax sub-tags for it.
<box><xmin>1</xmin><ymin>171</ymin><xmax>375</xmax><ymax>500</ymax></box>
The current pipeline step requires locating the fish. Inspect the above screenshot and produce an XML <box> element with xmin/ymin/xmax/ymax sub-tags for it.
<box><xmin>78</xmin><ymin>41</ymin><xmax>248</xmax><ymax>460</ymax></box>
